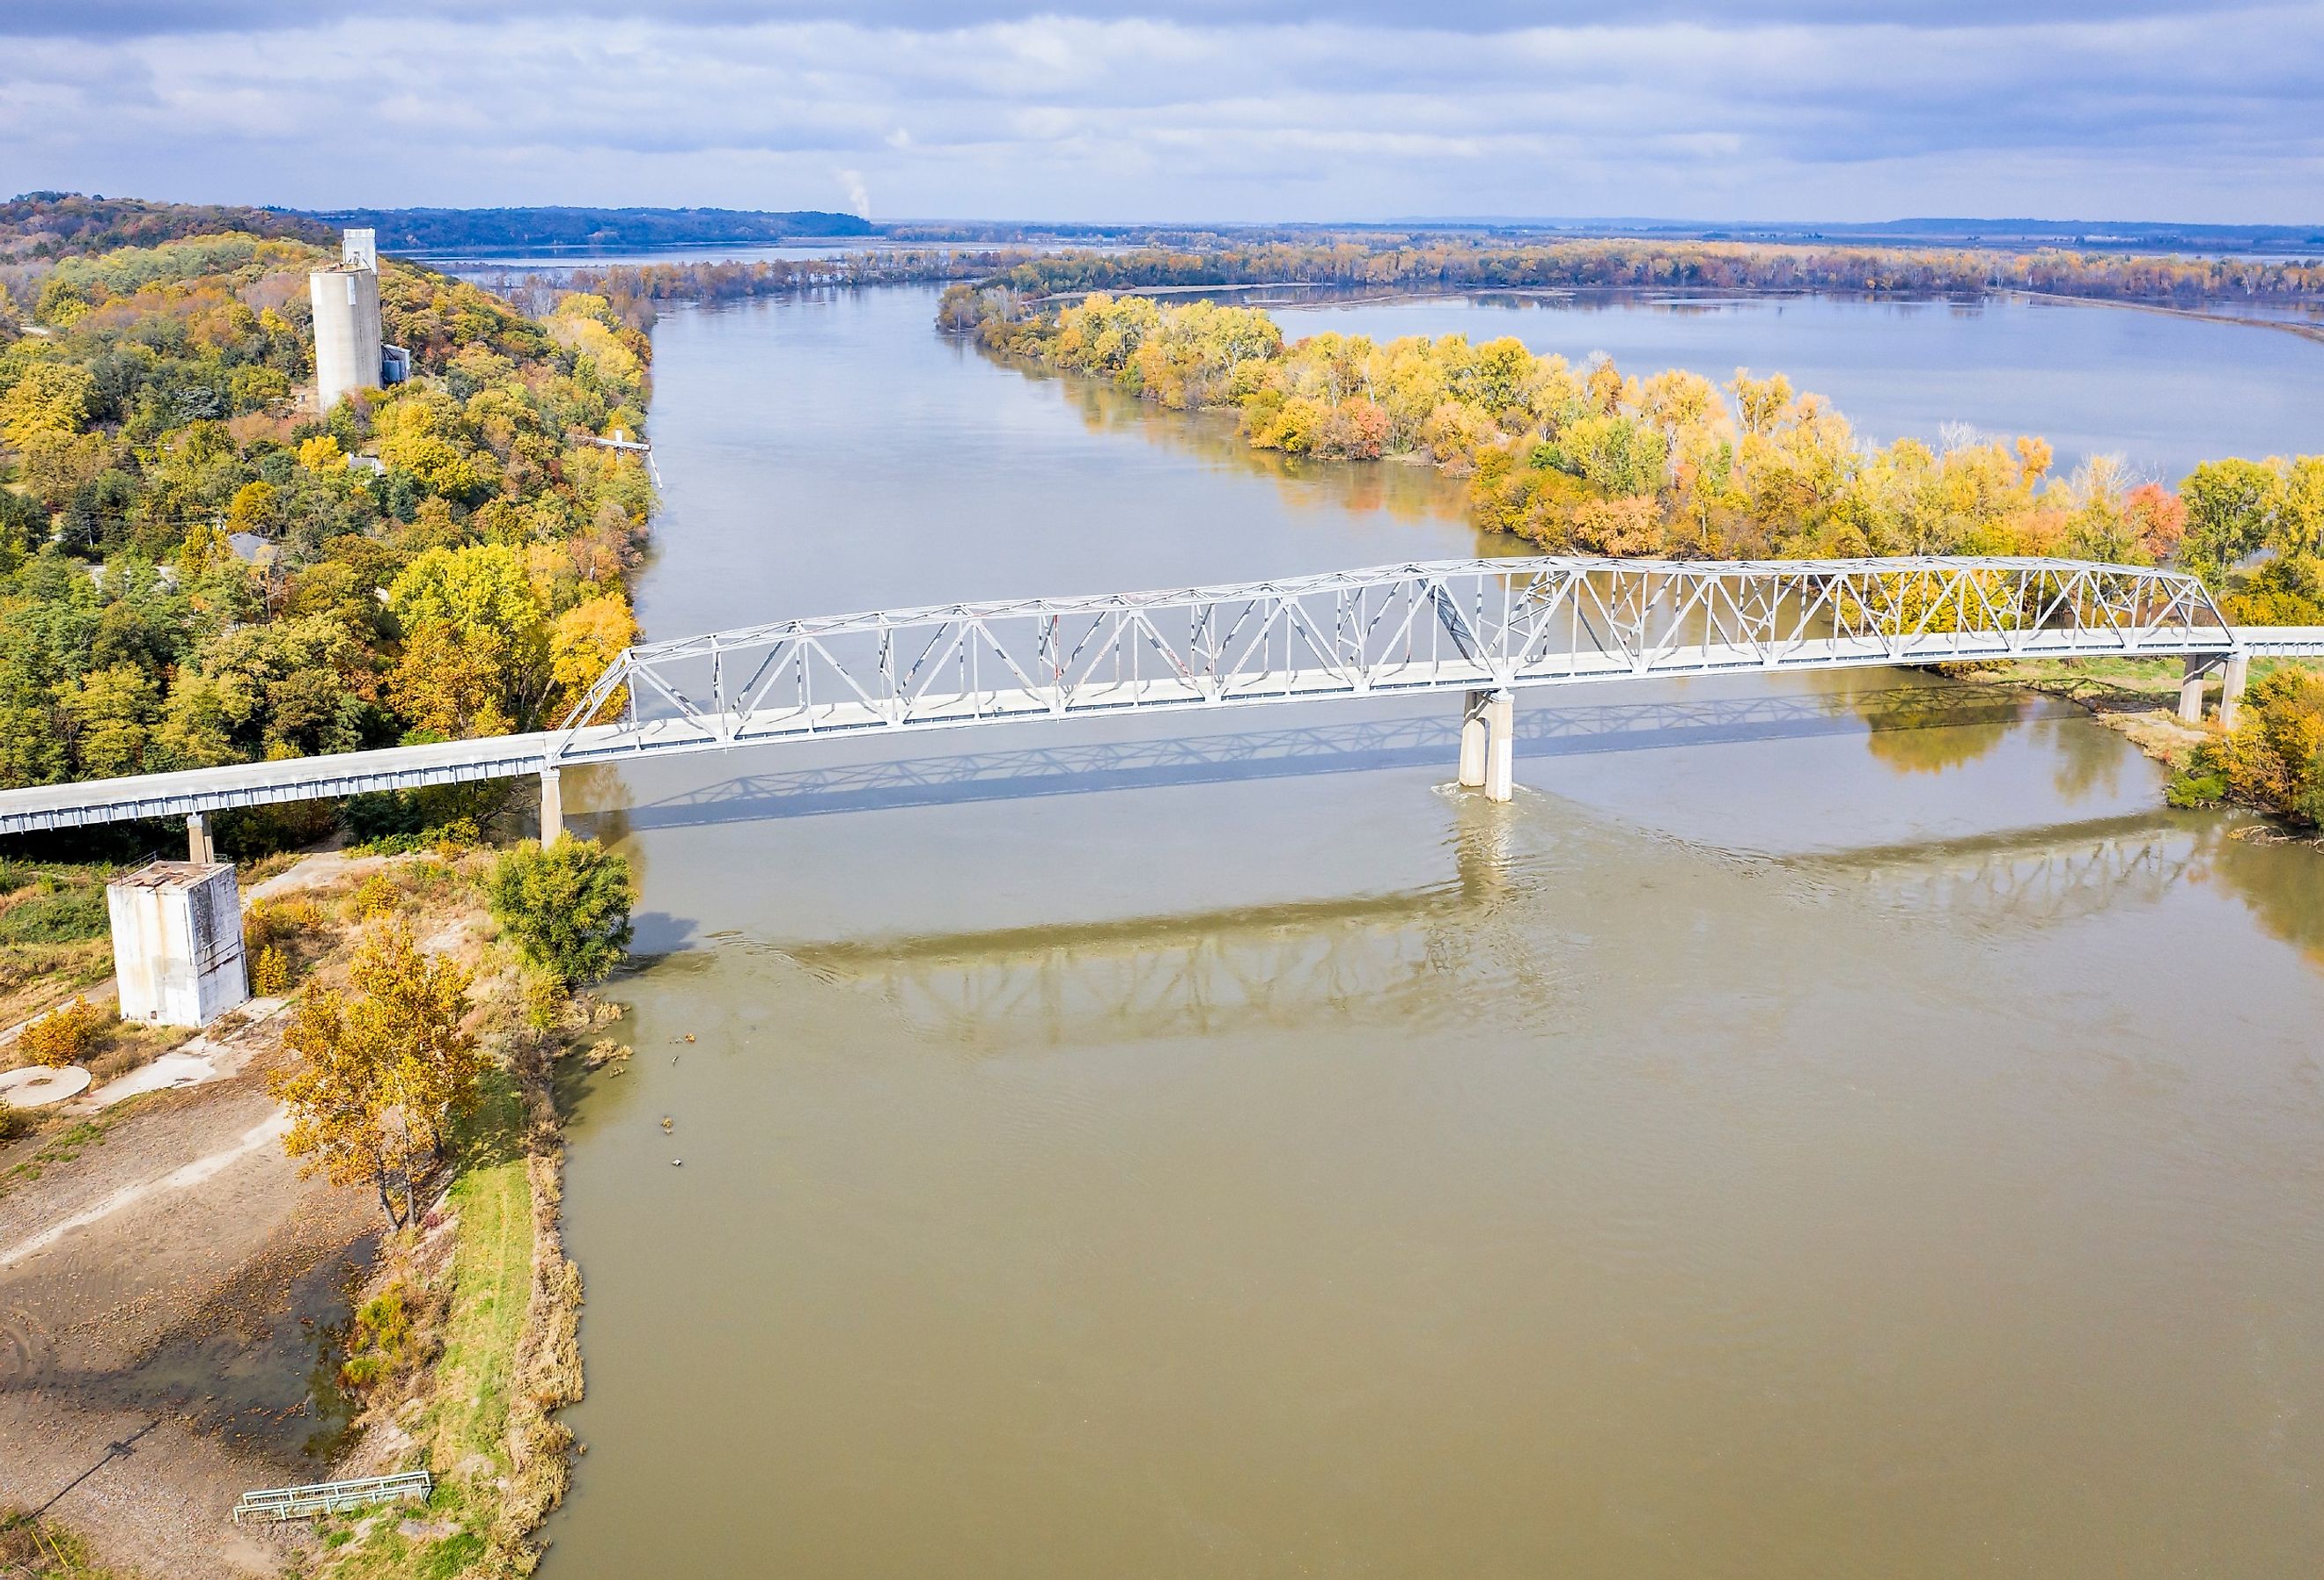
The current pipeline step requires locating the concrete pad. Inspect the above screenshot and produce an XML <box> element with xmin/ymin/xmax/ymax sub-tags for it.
<box><xmin>0</xmin><ymin>1064</ymin><xmax>92</xmax><ymax>1108</ymax></box>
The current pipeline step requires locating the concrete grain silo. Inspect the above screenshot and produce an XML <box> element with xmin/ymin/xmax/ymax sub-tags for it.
<box><xmin>310</xmin><ymin>228</ymin><xmax>384</xmax><ymax>413</ymax></box>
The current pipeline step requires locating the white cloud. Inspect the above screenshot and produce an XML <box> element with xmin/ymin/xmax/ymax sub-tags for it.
<box><xmin>0</xmin><ymin>10</ymin><xmax>2317</xmax><ymax>221</ymax></box>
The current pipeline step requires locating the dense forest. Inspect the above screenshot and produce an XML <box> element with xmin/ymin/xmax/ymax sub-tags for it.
<box><xmin>0</xmin><ymin>193</ymin><xmax>329</xmax><ymax>263</ymax></box>
<box><xmin>305</xmin><ymin>205</ymin><xmax>873</xmax><ymax>252</ymax></box>
<box><xmin>0</xmin><ymin>225</ymin><xmax>651</xmax><ymax>841</ymax></box>
<box><xmin>969</xmin><ymin>239</ymin><xmax>2324</xmax><ymax>308</ymax></box>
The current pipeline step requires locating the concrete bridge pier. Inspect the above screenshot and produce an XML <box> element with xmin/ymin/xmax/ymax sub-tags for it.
<box><xmin>540</xmin><ymin>768</ymin><xmax>563</xmax><ymax>845</ymax></box>
<box><xmin>1483</xmin><ymin>690</ymin><xmax>1516</xmax><ymax>803</ymax></box>
<box><xmin>2178</xmin><ymin>656</ymin><xmax>2215</xmax><ymax>724</ymax></box>
<box><xmin>1459</xmin><ymin>690</ymin><xmax>1489</xmax><ymax>788</ymax></box>
<box><xmin>1458</xmin><ymin>690</ymin><xmax>1516</xmax><ymax>800</ymax></box>
<box><xmin>2219</xmin><ymin>654</ymin><xmax>2251</xmax><ymax>730</ymax></box>
<box><xmin>186</xmin><ymin>812</ymin><xmax>214</xmax><ymax>864</ymax></box>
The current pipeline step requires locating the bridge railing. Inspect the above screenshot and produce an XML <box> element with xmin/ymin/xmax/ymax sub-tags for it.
<box><xmin>232</xmin><ymin>1470</ymin><xmax>432</xmax><ymax>1522</ymax></box>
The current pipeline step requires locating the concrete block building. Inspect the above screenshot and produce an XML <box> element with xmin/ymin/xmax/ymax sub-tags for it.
<box><xmin>107</xmin><ymin>862</ymin><xmax>249</xmax><ymax>1027</ymax></box>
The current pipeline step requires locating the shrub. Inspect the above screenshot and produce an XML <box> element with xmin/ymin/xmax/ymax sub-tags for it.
<box><xmin>524</xmin><ymin>971</ymin><xmax>565</xmax><ymax>1031</ymax></box>
<box><xmin>16</xmin><ymin>996</ymin><xmax>106</xmax><ymax>1068</ymax></box>
<box><xmin>2195</xmin><ymin>667</ymin><xmax>2324</xmax><ymax>824</ymax></box>
<box><xmin>486</xmin><ymin>837</ymin><xmax>635</xmax><ymax>988</ymax></box>
<box><xmin>349</xmin><ymin>874</ymin><xmax>400</xmax><ymax>921</ymax></box>
<box><xmin>2166</xmin><ymin>771</ymin><xmax>2227</xmax><ymax>808</ymax></box>
<box><xmin>242</xmin><ymin>897</ymin><xmax>322</xmax><ymax>954</ymax></box>
<box><xmin>0</xmin><ymin>1098</ymin><xmax>31</xmax><ymax>1142</ymax></box>
<box><xmin>338</xmin><ymin>1283</ymin><xmax>417</xmax><ymax>1392</ymax></box>
<box><xmin>251</xmin><ymin>944</ymin><xmax>290</xmax><ymax>996</ymax></box>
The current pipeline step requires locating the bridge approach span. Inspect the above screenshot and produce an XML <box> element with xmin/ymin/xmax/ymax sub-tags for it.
<box><xmin>3</xmin><ymin>555</ymin><xmax>2320</xmax><ymax>837</ymax></box>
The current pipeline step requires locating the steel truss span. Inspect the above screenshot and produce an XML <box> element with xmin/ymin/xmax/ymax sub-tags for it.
<box><xmin>547</xmin><ymin>555</ymin><xmax>2297</xmax><ymax>768</ymax></box>
<box><xmin>0</xmin><ymin>555</ymin><xmax>2319</xmax><ymax>836</ymax></box>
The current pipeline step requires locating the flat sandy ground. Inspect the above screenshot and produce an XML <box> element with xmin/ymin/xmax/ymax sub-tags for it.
<box><xmin>0</xmin><ymin>1048</ymin><xmax>378</xmax><ymax>1577</ymax></box>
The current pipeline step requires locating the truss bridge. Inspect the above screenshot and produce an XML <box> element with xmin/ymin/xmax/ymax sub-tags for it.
<box><xmin>1</xmin><ymin>555</ymin><xmax>2318</xmax><ymax>841</ymax></box>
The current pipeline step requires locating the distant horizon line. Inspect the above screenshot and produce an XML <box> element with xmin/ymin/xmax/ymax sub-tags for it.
<box><xmin>285</xmin><ymin>203</ymin><xmax>2321</xmax><ymax>235</ymax></box>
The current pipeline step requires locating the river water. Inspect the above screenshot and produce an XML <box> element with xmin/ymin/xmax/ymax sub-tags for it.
<box><xmin>545</xmin><ymin>286</ymin><xmax>2324</xmax><ymax>1577</ymax></box>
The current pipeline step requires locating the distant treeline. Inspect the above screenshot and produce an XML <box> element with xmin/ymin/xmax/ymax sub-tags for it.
<box><xmin>2</xmin><ymin>193</ymin><xmax>329</xmax><ymax>261</ymax></box>
<box><xmin>306</xmin><ymin>206</ymin><xmax>874</xmax><ymax>252</ymax></box>
<box><xmin>972</xmin><ymin>240</ymin><xmax>2324</xmax><ymax>305</ymax></box>
<box><xmin>890</xmin><ymin>218</ymin><xmax>2324</xmax><ymax>255</ymax></box>
<box><xmin>502</xmin><ymin>251</ymin><xmax>1037</xmax><ymax>329</ymax></box>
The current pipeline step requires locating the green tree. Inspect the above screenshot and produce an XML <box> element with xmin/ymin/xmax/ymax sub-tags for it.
<box><xmin>486</xmin><ymin>836</ymin><xmax>635</xmax><ymax>988</ymax></box>
<box><xmin>58</xmin><ymin>662</ymin><xmax>160</xmax><ymax>777</ymax></box>
<box><xmin>2180</xmin><ymin>458</ymin><xmax>2285</xmax><ymax>584</ymax></box>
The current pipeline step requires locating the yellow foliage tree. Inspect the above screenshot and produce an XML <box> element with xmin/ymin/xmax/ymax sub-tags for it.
<box><xmin>268</xmin><ymin>921</ymin><xmax>485</xmax><ymax>1227</ymax></box>
<box><xmin>17</xmin><ymin>996</ymin><xmax>106</xmax><ymax>1068</ymax></box>
<box><xmin>548</xmin><ymin>592</ymin><xmax>640</xmax><ymax>724</ymax></box>
<box><xmin>252</xmin><ymin>944</ymin><xmax>290</xmax><ymax>996</ymax></box>
<box><xmin>0</xmin><ymin>362</ymin><xmax>97</xmax><ymax>448</ymax></box>
<box><xmin>225</xmin><ymin>479</ymin><xmax>277</xmax><ymax>533</ymax></box>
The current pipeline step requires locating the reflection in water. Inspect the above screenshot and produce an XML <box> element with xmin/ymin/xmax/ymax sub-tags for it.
<box><xmin>769</xmin><ymin>810</ymin><xmax>2237</xmax><ymax>1047</ymax></box>
<box><xmin>593</xmin><ymin>683</ymin><xmax>2046</xmax><ymax>834</ymax></box>
<box><xmin>1788</xmin><ymin>818</ymin><xmax>2196</xmax><ymax>930</ymax></box>
<box><xmin>1857</xmin><ymin>686</ymin><xmax>2026</xmax><ymax>775</ymax></box>
<box><xmin>780</xmin><ymin>794</ymin><xmax>1545</xmax><ymax>1048</ymax></box>
<box><xmin>1026</xmin><ymin>363</ymin><xmax>1484</xmax><ymax>531</ymax></box>
<box><xmin>2206</xmin><ymin>821</ymin><xmax>2324</xmax><ymax>965</ymax></box>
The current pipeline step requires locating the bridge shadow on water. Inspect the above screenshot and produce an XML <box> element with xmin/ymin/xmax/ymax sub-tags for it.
<box><xmin>600</xmin><ymin>685</ymin><xmax>2047</xmax><ymax>834</ymax></box>
<box><xmin>748</xmin><ymin>809</ymin><xmax>2203</xmax><ymax>1048</ymax></box>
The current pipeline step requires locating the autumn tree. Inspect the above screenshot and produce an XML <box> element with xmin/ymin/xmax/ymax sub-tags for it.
<box><xmin>486</xmin><ymin>836</ymin><xmax>636</xmax><ymax>988</ymax></box>
<box><xmin>2181</xmin><ymin>458</ymin><xmax>2284</xmax><ymax>584</ymax></box>
<box><xmin>2188</xmin><ymin>667</ymin><xmax>2324</xmax><ymax>826</ymax></box>
<box><xmin>0</xmin><ymin>219</ymin><xmax>658</xmax><ymax>808</ymax></box>
<box><xmin>269</xmin><ymin>920</ymin><xmax>487</xmax><ymax>1227</ymax></box>
<box><xmin>547</xmin><ymin>591</ymin><xmax>639</xmax><ymax>723</ymax></box>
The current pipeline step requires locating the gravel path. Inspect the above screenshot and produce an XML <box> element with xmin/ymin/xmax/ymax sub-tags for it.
<box><xmin>0</xmin><ymin>1024</ymin><xmax>376</xmax><ymax>1576</ymax></box>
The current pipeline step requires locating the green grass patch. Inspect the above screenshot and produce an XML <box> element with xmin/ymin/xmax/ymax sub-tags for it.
<box><xmin>430</xmin><ymin>1121</ymin><xmax>532</xmax><ymax>1467</ymax></box>
<box><xmin>1982</xmin><ymin>655</ymin><xmax>2324</xmax><ymax>709</ymax></box>
<box><xmin>320</xmin><ymin>1071</ymin><xmax>536</xmax><ymax>1580</ymax></box>
<box><xmin>314</xmin><ymin>1481</ymin><xmax>491</xmax><ymax>1580</ymax></box>
<box><xmin>0</xmin><ymin>1102</ymin><xmax>140</xmax><ymax>1200</ymax></box>
<box><xmin>0</xmin><ymin>882</ymin><xmax>111</xmax><ymax>946</ymax></box>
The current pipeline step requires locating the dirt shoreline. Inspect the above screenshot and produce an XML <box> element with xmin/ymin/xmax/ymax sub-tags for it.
<box><xmin>0</xmin><ymin>848</ymin><xmax>593</xmax><ymax>1580</ymax></box>
<box><xmin>0</xmin><ymin>1064</ymin><xmax>378</xmax><ymax>1577</ymax></box>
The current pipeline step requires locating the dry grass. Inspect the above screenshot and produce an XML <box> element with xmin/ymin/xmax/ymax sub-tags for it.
<box><xmin>0</xmin><ymin>941</ymin><xmax>113</xmax><ymax>1033</ymax></box>
<box><xmin>0</xmin><ymin>1509</ymin><xmax>140</xmax><ymax>1578</ymax></box>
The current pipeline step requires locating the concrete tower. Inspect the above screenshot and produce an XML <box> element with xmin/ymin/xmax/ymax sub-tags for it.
<box><xmin>310</xmin><ymin>228</ymin><xmax>383</xmax><ymax>413</ymax></box>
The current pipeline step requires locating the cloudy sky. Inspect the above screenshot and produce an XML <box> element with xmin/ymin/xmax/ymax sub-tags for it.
<box><xmin>3</xmin><ymin>1</ymin><xmax>2319</xmax><ymax>224</ymax></box>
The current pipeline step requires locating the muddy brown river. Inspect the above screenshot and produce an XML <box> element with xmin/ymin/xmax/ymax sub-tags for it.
<box><xmin>543</xmin><ymin>287</ymin><xmax>2324</xmax><ymax>1576</ymax></box>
